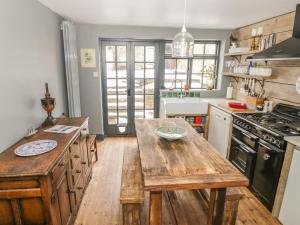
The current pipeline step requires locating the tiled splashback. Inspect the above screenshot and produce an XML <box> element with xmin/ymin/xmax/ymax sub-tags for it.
<box><xmin>160</xmin><ymin>90</ymin><xmax>201</xmax><ymax>98</ymax></box>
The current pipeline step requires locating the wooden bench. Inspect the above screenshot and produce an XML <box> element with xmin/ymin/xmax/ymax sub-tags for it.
<box><xmin>120</xmin><ymin>144</ymin><xmax>144</xmax><ymax>225</ymax></box>
<box><xmin>199</xmin><ymin>188</ymin><xmax>244</xmax><ymax>225</ymax></box>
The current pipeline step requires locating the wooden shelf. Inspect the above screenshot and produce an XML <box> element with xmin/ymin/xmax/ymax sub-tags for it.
<box><xmin>223</xmin><ymin>72</ymin><xmax>272</xmax><ymax>81</ymax></box>
<box><xmin>224</xmin><ymin>50</ymin><xmax>260</xmax><ymax>56</ymax></box>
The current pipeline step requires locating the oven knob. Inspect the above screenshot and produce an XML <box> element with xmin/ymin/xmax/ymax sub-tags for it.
<box><xmin>270</xmin><ymin>138</ymin><xmax>276</xmax><ymax>144</ymax></box>
<box><xmin>245</xmin><ymin>125</ymin><xmax>251</xmax><ymax>130</ymax></box>
<box><xmin>275</xmin><ymin>140</ymin><xmax>281</xmax><ymax>147</ymax></box>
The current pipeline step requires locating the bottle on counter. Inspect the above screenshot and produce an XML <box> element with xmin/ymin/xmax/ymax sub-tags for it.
<box><xmin>226</xmin><ymin>82</ymin><xmax>233</xmax><ymax>99</ymax></box>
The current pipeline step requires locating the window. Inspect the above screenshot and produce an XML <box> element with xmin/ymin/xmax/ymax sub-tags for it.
<box><xmin>163</xmin><ymin>41</ymin><xmax>220</xmax><ymax>89</ymax></box>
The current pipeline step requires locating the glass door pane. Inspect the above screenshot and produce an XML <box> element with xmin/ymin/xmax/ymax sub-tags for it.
<box><xmin>133</xmin><ymin>44</ymin><xmax>157</xmax><ymax>120</ymax></box>
<box><xmin>102</xmin><ymin>42</ymin><xmax>130</xmax><ymax>135</ymax></box>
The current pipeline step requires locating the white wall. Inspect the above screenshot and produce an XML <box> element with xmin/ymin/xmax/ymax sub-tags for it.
<box><xmin>0</xmin><ymin>0</ymin><xmax>67</xmax><ymax>152</ymax></box>
<box><xmin>75</xmin><ymin>23</ymin><xmax>232</xmax><ymax>135</ymax></box>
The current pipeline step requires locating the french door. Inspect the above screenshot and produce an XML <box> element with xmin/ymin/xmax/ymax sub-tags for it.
<box><xmin>101</xmin><ymin>40</ymin><xmax>159</xmax><ymax>135</ymax></box>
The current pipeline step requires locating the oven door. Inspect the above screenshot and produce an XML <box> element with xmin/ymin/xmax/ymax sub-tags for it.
<box><xmin>251</xmin><ymin>140</ymin><xmax>285</xmax><ymax>211</ymax></box>
<box><xmin>230</xmin><ymin>137</ymin><xmax>257</xmax><ymax>181</ymax></box>
<box><xmin>232</xmin><ymin>124</ymin><xmax>258</xmax><ymax>149</ymax></box>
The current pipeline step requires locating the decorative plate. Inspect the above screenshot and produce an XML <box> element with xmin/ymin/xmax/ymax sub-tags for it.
<box><xmin>155</xmin><ymin>126</ymin><xmax>188</xmax><ymax>141</ymax></box>
<box><xmin>14</xmin><ymin>140</ymin><xmax>57</xmax><ymax>157</ymax></box>
<box><xmin>296</xmin><ymin>77</ymin><xmax>300</xmax><ymax>95</ymax></box>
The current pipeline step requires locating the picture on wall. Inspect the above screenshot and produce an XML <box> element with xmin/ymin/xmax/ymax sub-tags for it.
<box><xmin>80</xmin><ymin>48</ymin><xmax>96</xmax><ymax>68</ymax></box>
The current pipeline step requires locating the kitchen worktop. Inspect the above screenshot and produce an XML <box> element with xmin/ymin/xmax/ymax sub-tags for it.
<box><xmin>284</xmin><ymin>136</ymin><xmax>300</xmax><ymax>147</ymax></box>
<box><xmin>201</xmin><ymin>98</ymin><xmax>256</xmax><ymax>114</ymax></box>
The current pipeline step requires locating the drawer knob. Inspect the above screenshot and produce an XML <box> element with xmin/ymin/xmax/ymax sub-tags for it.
<box><xmin>58</xmin><ymin>163</ymin><xmax>65</xmax><ymax>167</ymax></box>
<box><xmin>74</xmin><ymin>155</ymin><xmax>80</xmax><ymax>159</ymax></box>
<box><xmin>77</xmin><ymin>187</ymin><xmax>83</xmax><ymax>190</ymax></box>
<box><xmin>81</xmin><ymin>161</ymin><xmax>87</xmax><ymax>165</ymax></box>
<box><xmin>69</xmin><ymin>189</ymin><xmax>76</xmax><ymax>194</ymax></box>
<box><xmin>76</xmin><ymin>170</ymin><xmax>81</xmax><ymax>174</ymax></box>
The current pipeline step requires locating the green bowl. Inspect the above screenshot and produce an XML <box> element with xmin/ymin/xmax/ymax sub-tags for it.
<box><xmin>155</xmin><ymin>126</ymin><xmax>187</xmax><ymax>141</ymax></box>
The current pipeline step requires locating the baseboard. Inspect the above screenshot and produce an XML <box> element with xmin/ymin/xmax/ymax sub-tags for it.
<box><xmin>96</xmin><ymin>134</ymin><xmax>105</xmax><ymax>141</ymax></box>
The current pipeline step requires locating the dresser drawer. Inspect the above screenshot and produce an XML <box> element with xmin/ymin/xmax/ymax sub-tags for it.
<box><xmin>69</xmin><ymin>140</ymin><xmax>81</xmax><ymax>159</ymax></box>
<box><xmin>71</xmin><ymin>162</ymin><xmax>82</xmax><ymax>186</ymax></box>
<box><xmin>51</xmin><ymin>151</ymin><xmax>69</xmax><ymax>185</ymax></box>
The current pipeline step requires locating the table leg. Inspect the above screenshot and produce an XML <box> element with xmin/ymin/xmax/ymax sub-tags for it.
<box><xmin>207</xmin><ymin>188</ymin><xmax>227</xmax><ymax>225</ymax></box>
<box><xmin>149</xmin><ymin>191</ymin><xmax>162</xmax><ymax>225</ymax></box>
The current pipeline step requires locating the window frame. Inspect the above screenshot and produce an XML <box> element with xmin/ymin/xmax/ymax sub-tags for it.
<box><xmin>163</xmin><ymin>40</ymin><xmax>221</xmax><ymax>90</ymax></box>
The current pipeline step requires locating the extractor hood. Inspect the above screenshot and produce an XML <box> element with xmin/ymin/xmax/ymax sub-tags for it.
<box><xmin>249</xmin><ymin>4</ymin><xmax>300</xmax><ymax>61</ymax></box>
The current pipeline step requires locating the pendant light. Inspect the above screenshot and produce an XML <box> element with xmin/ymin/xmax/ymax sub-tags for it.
<box><xmin>172</xmin><ymin>0</ymin><xmax>194</xmax><ymax>58</ymax></box>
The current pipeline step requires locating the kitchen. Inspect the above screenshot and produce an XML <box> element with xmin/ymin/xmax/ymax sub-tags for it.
<box><xmin>1</xmin><ymin>0</ymin><xmax>300</xmax><ymax>225</ymax></box>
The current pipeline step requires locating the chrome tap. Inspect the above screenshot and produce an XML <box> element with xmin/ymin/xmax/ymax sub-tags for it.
<box><xmin>170</xmin><ymin>79</ymin><xmax>184</xmax><ymax>98</ymax></box>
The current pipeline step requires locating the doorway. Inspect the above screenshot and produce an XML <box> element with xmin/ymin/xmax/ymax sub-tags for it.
<box><xmin>101</xmin><ymin>40</ymin><xmax>160</xmax><ymax>135</ymax></box>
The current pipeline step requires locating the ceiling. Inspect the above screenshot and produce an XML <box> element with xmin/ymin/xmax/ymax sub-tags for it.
<box><xmin>38</xmin><ymin>0</ymin><xmax>300</xmax><ymax>29</ymax></box>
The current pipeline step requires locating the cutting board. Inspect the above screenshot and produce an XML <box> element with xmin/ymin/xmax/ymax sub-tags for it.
<box><xmin>217</xmin><ymin>103</ymin><xmax>256</xmax><ymax>113</ymax></box>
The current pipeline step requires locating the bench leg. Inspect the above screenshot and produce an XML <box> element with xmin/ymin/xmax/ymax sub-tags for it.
<box><xmin>123</xmin><ymin>204</ymin><xmax>142</xmax><ymax>225</ymax></box>
<box><xmin>149</xmin><ymin>191</ymin><xmax>162</xmax><ymax>225</ymax></box>
<box><xmin>94</xmin><ymin>140</ymin><xmax>98</xmax><ymax>162</ymax></box>
<box><xmin>207</xmin><ymin>188</ymin><xmax>227</xmax><ymax>225</ymax></box>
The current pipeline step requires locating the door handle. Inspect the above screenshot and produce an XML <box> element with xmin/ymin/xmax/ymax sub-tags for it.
<box><xmin>127</xmin><ymin>88</ymin><xmax>131</xmax><ymax>96</ymax></box>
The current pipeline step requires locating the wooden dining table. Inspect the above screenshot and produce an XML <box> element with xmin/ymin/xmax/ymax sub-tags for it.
<box><xmin>135</xmin><ymin>118</ymin><xmax>249</xmax><ymax>225</ymax></box>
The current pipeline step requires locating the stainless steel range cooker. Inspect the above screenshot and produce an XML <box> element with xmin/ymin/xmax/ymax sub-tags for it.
<box><xmin>230</xmin><ymin>103</ymin><xmax>300</xmax><ymax>211</ymax></box>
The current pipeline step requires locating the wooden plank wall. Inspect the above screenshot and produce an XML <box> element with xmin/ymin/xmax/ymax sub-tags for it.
<box><xmin>230</xmin><ymin>12</ymin><xmax>300</xmax><ymax>106</ymax></box>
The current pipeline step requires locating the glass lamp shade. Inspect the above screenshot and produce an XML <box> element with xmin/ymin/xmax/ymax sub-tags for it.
<box><xmin>172</xmin><ymin>26</ymin><xmax>194</xmax><ymax>58</ymax></box>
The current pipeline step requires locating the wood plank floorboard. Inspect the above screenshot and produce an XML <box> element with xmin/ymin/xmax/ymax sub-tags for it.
<box><xmin>74</xmin><ymin>137</ymin><xmax>282</xmax><ymax>225</ymax></box>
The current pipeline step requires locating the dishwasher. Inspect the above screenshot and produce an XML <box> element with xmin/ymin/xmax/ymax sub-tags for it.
<box><xmin>208</xmin><ymin>106</ymin><xmax>232</xmax><ymax>158</ymax></box>
<box><xmin>279</xmin><ymin>147</ymin><xmax>300</xmax><ymax>225</ymax></box>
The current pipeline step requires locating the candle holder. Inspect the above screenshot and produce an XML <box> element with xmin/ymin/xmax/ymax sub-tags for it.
<box><xmin>41</xmin><ymin>83</ymin><xmax>56</xmax><ymax>126</ymax></box>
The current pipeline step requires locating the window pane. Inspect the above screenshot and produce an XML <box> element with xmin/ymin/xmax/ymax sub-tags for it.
<box><xmin>118</xmin><ymin>95</ymin><xmax>127</xmax><ymax>110</ymax></box>
<box><xmin>194</xmin><ymin>43</ymin><xmax>204</xmax><ymax>55</ymax></box>
<box><xmin>165</xmin><ymin>59</ymin><xmax>176</xmax><ymax>74</ymax></box>
<box><xmin>191</xmin><ymin>74</ymin><xmax>202</xmax><ymax>89</ymax></box>
<box><xmin>176</xmin><ymin>74</ymin><xmax>187</xmax><ymax>80</ymax></box>
<box><xmin>135</xmin><ymin>46</ymin><xmax>144</xmax><ymax>61</ymax></box>
<box><xmin>108</xmin><ymin>110</ymin><xmax>117</xmax><ymax>124</ymax></box>
<box><xmin>117</xmin><ymin>46</ymin><xmax>126</xmax><ymax>61</ymax></box>
<box><xmin>107</xmin><ymin>79</ymin><xmax>117</xmax><ymax>94</ymax></box>
<box><xmin>165</xmin><ymin>43</ymin><xmax>173</xmax><ymax>55</ymax></box>
<box><xmin>107</xmin><ymin>95</ymin><xmax>117</xmax><ymax>110</ymax></box>
<box><xmin>192</xmin><ymin>59</ymin><xmax>203</xmax><ymax>73</ymax></box>
<box><xmin>117</xmin><ymin>63</ymin><xmax>127</xmax><ymax>78</ymax></box>
<box><xmin>145</xmin><ymin>110</ymin><xmax>154</xmax><ymax>119</ymax></box>
<box><xmin>118</xmin><ymin>110</ymin><xmax>128</xmax><ymax>124</ymax></box>
<box><xmin>106</xmin><ymin>63</ymin><xmax>116</xmax><ymax>78</ymax></box>
<box><xmin>135</xmin><ymin>63</ymin><xmax>144</xmax><ymax>78</ymax></box>
<box><xmin>205</xmin><ymin>44</ymin><xmax>217</xmax><ymax>55</ymax></box>
<box><xmin>191</xmin><ymin>79</ymin><xmax>202</xmax><ymax>89</ymax></box>
<box><xmin>135</xmin><ymin>95</ymin><xmax>144</xmax><ymax>109</ymax></box>
<box><xmin>145</xmin><ymin>95</ymin><xmax>154</xmax><ymax>109</ymax></box>
<box><xmin>177</xmin><ymin>59</ymin><xmax>188</xmax><ymax>73</ymax></box>
<box><xmin>145</xmin><ymin>63</ymin><xmax>155</xmax><ymax>78</ymax></box>
<box><xmin>135</xmin><ymin>110</ymin><xmax>144</xmax><ymax>119</ymax></box>
<box><xmin>106</xmin><ymin>46</ymin><xmax>115</xmax><ymax>61</ymax></box>
<box><xmin>204</xmin><ymin>59</ymin><xmax>216</xmax><ymax>71</ymax></box>
<box><xmin>175</xmin><ymin>79</ymin><xmax>187</xmax><ymax>89</ymax></box>
<box><xmin>202</xmin><ymin>74</ymin><xmax>209</xmax><ymax>88</ymax></box>
<box><xmin>135</xmin><ymin>79</ymin><xmax>144</xmax><ymax>94</ymax></box>
<box><xmin>145</xmin><ymin>79</ymin><xmax>155</xmax><ymax>94</ymax></box>
<box><xmin>146</xmin><ymin>46</ymin><xmax>155</xmax><ymax>62</ymax></box>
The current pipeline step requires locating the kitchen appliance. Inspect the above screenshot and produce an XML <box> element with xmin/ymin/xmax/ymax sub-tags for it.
<box><xmin>249</xmin><ymin>4</ymin><xmax>300</xmax><ymax>61</ymax></box>
<box><xmin>230</xmin><ymin>103</ymin><xmax>300</xmax><ymax>211</ymax></box>
<box><xmin>279</xmin><ymin>147</ymin><xmax>300</xmax><ymax>225</ymax></box>
<box><xmin>208</xmin><ymin>106</ymin><xmax>232</xmax><ymax>158</ymax></box>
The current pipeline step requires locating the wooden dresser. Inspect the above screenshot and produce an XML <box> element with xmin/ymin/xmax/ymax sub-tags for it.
<box><xmin>0</xmin><ymin>117</ymin><xmax>93</xmax><ymax>225</ymax></box>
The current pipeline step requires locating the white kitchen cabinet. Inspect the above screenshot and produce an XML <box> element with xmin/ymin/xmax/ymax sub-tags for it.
<box><xmin>279</xmin><ymin>147</ymin><xmax>300</xmax><ymax>225</ymax></box>
<box><xmin>208</xmin><ymin>106</ymin><xmax>232</xmax><ymax>158</ymax></box>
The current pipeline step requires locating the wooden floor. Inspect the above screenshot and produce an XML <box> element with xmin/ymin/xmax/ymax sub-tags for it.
<box><xmin>74</xmin><ymin>137</ymin><xmax>282</xmax><ymax>225</ymax></box>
